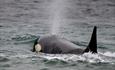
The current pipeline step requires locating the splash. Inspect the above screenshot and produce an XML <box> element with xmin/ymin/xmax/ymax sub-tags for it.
<box><xmin>1</xmin><ymin>51</ymin><xmax>115</xmax><ymax>64</ymax></box>
<box><xmin>49</xmin><ymin>0</ymin><xmax>65</xmax><ymax>35</ymax></box>
<box><xmin>36</xmin><ymin>52</ymin><xmax>115</xmax><ymax>64</ymax></box>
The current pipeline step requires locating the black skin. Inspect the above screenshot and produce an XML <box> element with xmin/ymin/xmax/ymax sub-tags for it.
<box><xmin>32</xmin><ymin>26</ymin><xmax>97</xmax><ymax>54</ymax></box>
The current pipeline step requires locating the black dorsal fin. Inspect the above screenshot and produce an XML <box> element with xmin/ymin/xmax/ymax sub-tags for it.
<box><xmin>84</xmin><ymin>26</ymin><xmax>97</xmax><ymax>53</ymax></box>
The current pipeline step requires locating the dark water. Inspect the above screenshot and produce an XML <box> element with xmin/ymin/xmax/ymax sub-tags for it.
<box><xmin>0</xmin><ymin>0</ymin><xmax>115</xmax><ymax>70</ymax></box>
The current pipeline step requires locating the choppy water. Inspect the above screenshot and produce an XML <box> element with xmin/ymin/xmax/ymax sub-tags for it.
<box><xmin>0</xmin><ymin>0</ymin><xmax>115</xmax><ymax>70</ymax></box>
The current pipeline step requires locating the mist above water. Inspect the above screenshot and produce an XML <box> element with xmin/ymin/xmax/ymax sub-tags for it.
<box><xmin>49</xmin><ymin>0</ymin><xmax>65</xmax><ymax>35</ymax></box>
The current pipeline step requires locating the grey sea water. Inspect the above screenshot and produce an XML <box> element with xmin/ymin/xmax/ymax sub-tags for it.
<box><xmin>0</xmin><ymin>0</ymin><xmax>115</xmax><ymax>70</ymax></box>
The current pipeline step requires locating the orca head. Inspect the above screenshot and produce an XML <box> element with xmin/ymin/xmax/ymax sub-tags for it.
<box><xmin>83</xmin><ymin>26</ymin><xmax>97</xmax><ymax>53</ymax></box>
<box><xmin>32</xmin><ymin>37</ymin><xmax>42</xmax><ymax>52</ymax></box>
<box><xmin>32</xmin><ymin>35</ymin><xmax>58</xmax><ymax>53</ymax></box>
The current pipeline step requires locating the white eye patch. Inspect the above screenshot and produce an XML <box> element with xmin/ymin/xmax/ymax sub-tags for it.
<box><xmin>35</xmin><ymin>44</ymin><xmax>42</xmax><ymax>52</ymax></box>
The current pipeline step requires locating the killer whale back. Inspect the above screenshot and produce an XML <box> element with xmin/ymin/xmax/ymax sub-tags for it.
<box><xmin>32</xmin><ymin>26</ymin><xmax>98</xmax><ymax>54</ymax></box>
<box><xmin>84</xmin><ymin>26</ymin><xmax>97</xmax><ymax>53</ymax></box>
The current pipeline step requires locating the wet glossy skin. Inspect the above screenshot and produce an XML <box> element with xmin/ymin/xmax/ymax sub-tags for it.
<box><xmin>34</xmin><ymin>35</ymin><xmax>84</xmax><ymax>54</ymax></box>
<box><xmin>33</xmin><ymin>26</ymin><xmax>97</xmax><ymax>54</ymax></box>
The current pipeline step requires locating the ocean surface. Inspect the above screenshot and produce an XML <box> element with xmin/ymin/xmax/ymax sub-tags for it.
<box><xmin>0</xmin><ymin>0</ymin><xmax>115</xmax><ymax>70</ymax></box>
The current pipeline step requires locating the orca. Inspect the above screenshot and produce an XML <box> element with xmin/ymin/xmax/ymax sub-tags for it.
<box><xmin>32</xmin><ymin>26</ymin><xmax>97</xmax><ymax>54</ymax></box>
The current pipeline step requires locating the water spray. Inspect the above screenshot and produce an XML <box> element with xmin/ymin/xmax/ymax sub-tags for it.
<box><xmin>49</xmin><ymin>0</ymin><xmax>65</xmax><ymax>35</ymax></box>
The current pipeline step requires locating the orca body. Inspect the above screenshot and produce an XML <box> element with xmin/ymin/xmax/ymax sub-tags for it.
<box><xmin>32</xmin><ymin>26</ymin><xmax>97</xmax><ymax>54</ymax></box>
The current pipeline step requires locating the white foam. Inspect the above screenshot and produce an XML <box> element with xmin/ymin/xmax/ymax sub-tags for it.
<box><xmin>1</xmin><ymin>51</ymin><xmax>115</xmax><ymax>64</ymax></box>
<box><xmin>102</xmin><ymin>52</ymin><xmax>115</xmax><ymax>57</ymax></box>
<box><xmin>36</xmin><ymin>52</ymin><xmax>115</xmax><ymax>63</ymax></box>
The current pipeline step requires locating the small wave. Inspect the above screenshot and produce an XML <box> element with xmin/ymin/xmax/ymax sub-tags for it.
<box><xmin>0</xmin><ymin>25</ymin><xmax>4</xmax><ymax>27</ymax></box>
<box><xmin>11</xmin><ymin>34</ymin><xmax>39</xmax><ymax>44</ymax></box>
<box><xmin>12</xmin><ymin>34</ymin><xmax>38</xmax><ymax>41</ymax></box>
<box><xmin>0</xmin><ymin>54</ymin><xmax>10</xmax><ymax>62</ymax></box>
